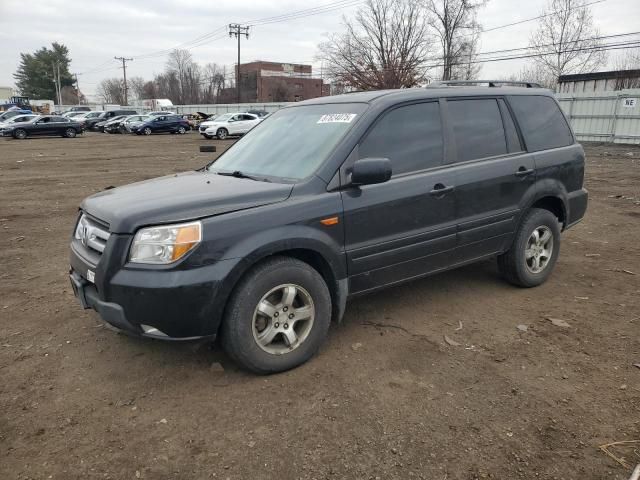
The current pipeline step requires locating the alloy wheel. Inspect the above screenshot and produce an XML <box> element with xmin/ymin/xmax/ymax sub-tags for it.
<box><xmin>251</xmin><ymin>283</ymin><xmax>315</xmax><ymax>355</ymax></box>
<box><xmin>524</xmin><ymin>225</ymin><xmax>554</xmax><ymax>274</ymax></box>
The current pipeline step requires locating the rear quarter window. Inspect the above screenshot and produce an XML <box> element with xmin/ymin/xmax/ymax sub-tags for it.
<box><xmin>508</xmin><ymin>95</ymin><xmax>574</xmax><ymax>152</ymax></box>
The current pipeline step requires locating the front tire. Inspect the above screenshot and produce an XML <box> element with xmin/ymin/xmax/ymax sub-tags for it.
<box><xmin>13</xmin><ymin>129</ymin><xmax>27</xmax><ymax>140</ymax></box>
<box><xmin>143</xmin><ymin>127</ymin><xmax>152</xmax><ymax>136</ymax></box>
<box><xmin>220</xmin><ymin>256</ymin><xmax>332</xmax><ymax>374</ymax></box>
<box><xmin>498</xmin><ymin>208</ymin><xmax>561</xmax><ymax>287</ymax></box>
<box><xmin>216</xmin><ymin>128</ymin><xmax>228</xmax><ymax>140</ymax></box>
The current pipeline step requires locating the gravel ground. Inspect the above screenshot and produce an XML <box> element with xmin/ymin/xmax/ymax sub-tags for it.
<box><xmin>0</xmin><ymin>132</ymin><xmax>639</xmax><ymax>480</ymax></box>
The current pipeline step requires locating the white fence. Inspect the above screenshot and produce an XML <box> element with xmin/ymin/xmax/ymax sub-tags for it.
<box><xmin>557</xmin><ymin>89</ymin><xmax>640</xmax><ymax>144</ymax></box>
<box><xmin>172</xmin><ymin>103</ymin><xmax>291</xmax><ymax>115</ymax></box>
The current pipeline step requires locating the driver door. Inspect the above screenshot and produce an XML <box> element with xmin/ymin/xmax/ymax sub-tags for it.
<box><xmin>341</xmin><ymin>101</ymin><xmax>457</xmax><ymax>294</ymax></box>
<box><xmin>32</xmin><ymin>117</ymin><xmax>55</xmax><ymax>136</ymax></box>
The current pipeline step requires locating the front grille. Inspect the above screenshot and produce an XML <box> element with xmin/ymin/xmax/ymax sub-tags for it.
<box><xmin>199</xmin><ymin>126</ymin><xmax>207</xmax><ymax>132</ymax></box>
<box><xmin>75</xmin><ymin>214</ymin><xmax>111</xmax><ymax>255</ymax></box>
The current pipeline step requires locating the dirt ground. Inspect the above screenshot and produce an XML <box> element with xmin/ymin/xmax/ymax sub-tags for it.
<box><xmin>0</xmin><ymin>131</ymin><xmax>639</xmax><ymax>480</ymax></box>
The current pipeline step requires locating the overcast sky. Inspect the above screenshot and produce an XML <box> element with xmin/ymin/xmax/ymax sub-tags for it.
<box><xmin>1</xmin><ymin>0</ymin><xmax>639</xmax><ymax>100</ymax></box>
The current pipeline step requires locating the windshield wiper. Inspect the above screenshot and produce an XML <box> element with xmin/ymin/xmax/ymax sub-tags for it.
<box><xmin>216</xmin><ymin>170</ymin><xmax>271</xmax><ymax>182</ymax></box>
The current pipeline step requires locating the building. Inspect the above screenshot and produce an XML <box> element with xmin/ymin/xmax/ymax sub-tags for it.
<box><xmin>0</xmin><ymin>86</ymin><xmax>13</xmax><ymax>100</ymax></box>
<box><xmin>222</xmin><ymin>61</ymin><xmax>328</xmax><ymax>103</ymax></box>
<box><xmin>557</xmin><ymin>69</ymin><xmax>640</xmax><ymax>94</ymax></box>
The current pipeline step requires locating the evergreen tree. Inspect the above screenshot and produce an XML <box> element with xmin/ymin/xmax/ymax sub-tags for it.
<box><xmin>13</xmin><ymin>43</ymin><xmax>74</xmax><ymax>100</ymax></box>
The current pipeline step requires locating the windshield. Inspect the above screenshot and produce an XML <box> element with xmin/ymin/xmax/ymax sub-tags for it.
<box><xmin>209</xmin><ymin>103</ymin><xmax>366</xmax><ymax>181</ymax></box>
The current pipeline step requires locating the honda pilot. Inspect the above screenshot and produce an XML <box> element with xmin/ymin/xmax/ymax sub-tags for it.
<box><xmin>69</xmin><ymin>82</ymin><xmax>588</xmax><ymax>373</ymax></box>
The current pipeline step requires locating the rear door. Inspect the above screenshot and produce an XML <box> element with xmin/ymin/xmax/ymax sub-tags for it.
<box><xmin>341</xmin><ymin>101</ymin><xmax>457</xmax><ymax>294</ymax></box>
<box><xmin>444</xmin><ymin>97</ymin><xmax>535</xmax><ymax>264</ymax></box>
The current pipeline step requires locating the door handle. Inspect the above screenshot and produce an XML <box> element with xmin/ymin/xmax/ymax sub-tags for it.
<box><xmin>515</xmin><ymin>167</ymin><xmax>534</xmax><ymax>177</ymax></box>
<box><xmin>429</xmin><ymin>183</ymin><xmax>454</xmax><ymax>196</ymax></box>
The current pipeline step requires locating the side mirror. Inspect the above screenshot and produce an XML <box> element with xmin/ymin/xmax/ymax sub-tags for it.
<box><xmin>350</xmin><ymin>158</ymin><xmax>392</xmax><ymax>186</ymax></box>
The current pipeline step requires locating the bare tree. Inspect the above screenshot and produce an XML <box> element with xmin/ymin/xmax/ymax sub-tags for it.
<box><xmin>97</xmin><ymin>78</ymin><xmax>125</xmax><ymax>104</ymax></box>
<box><xmin>610</xmin><ymin>49</ymin><xmax>640</xmax><ymax>89</ymax></box>
<box><xmin>507</xmin><ymin>63</ymin><xmax>557</xmax><ymax>89</ymax></box>
<box><xmin>202</xmin><ymin>63</ymin><xmax>227</xmax><ymax>103</ymax></box>
<box><xmin>128</xmin><ymin>76</ymin><xmax>146</xmax><ymax>101</ymax></box>
<box><xmin>423</xmin><ymin>0</ymin><xmax>487</xmax><ymax>81</ymax></box>
<box><xmin>318</xmin><ymin>0</ymin><xmax>433</xmax><ymax>90</ymax></box>
<box><xmin>529</xmin><ymin>0</ymin><xmax>606</xmax><ymax>87</ymax></box>
<box><xmin>167</xmin><ymin>49</ymin><xmax>195</xmax><ymax>103</ymax></box>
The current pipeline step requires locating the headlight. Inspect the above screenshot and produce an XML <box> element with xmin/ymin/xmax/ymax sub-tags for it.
<box><xmin>129</xmin><ymin>221</ymin><xmax>202</xmax><ymax>264</ymax></box>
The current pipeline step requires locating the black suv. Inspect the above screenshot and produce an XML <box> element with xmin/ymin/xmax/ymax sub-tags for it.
<box><xmin>69</xmin><ymin>83</ymin><xmax>588</xmax><ymax>373</ymax></box>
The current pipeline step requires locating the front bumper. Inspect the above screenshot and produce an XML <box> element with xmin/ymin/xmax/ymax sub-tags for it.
<box><xmin>69</xmin><ymin>234</ymin><xmax>239</xmax><ymax>341</ymax></box>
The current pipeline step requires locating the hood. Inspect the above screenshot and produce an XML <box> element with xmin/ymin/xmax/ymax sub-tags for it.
<box><xmin>81</xmin><ymin>170</ymin><xmax>294</xmax><ymax>233</ymax></box>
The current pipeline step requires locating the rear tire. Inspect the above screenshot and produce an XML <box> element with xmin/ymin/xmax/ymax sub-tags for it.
<box><xmin>220</xmin><ymin>256</ymin><xmax>331</xmax><ymax>374</ymax></box>
<box><xmin>498</xmin><ymin>208</ymin><xmax>561</xmax><ymax>287</ymax></box>
<box><xmin>64</xmin><ymin>128</ymin><xmax>77</xmax><ymax>138</ymax></box>
<box><xmin>177</xmin><ymin>126</ymin><xmax>186</xmax><ymax>134</ymax></box>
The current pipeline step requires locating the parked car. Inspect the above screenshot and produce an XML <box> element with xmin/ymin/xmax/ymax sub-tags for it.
<box><xmin>69</xmin><ymin>83</ymin><xmax>588</xmax><ymax>373</ymax></box>
<box><xmin>182</xmin><ymin>112</ymin><xmax>210</xmax><ymax>130</ymax></box>
<box><xmin>133</xmin><ymin>114</ymin><xmax>190</xmax><ymax>135</ymax></box>
<box><xmin>0</xmin><ymin>113</ymin><xmax>39</xmax><ymax>128</ymax></box>
<box><xmin>148</xmin><ymin>111</ymin><xmax>176</xmax><ymax>116</ymax></box>
<box><xmin>201</xmin><ymin>112</ymin><xmax>262</xmax><ymax>139</ymax></box>
<box><xmin>87</xmin><ymin>109</ymin><xmax>138</xmax><ymax>130</ymax></box>
<box><xmin>69</xmin><ymin>106</ymin><xmax>91</xmax><ymax>112</ymax></box>
<box><xmin>119</xmin><ymin>115</ymin><xmax>151</xmax><ymax>133</ymax></box>
<box><xmin>103</xmin><ymin>116</ymin><xmax>132</xmax><ymax>133</ymax></box>
<box><xmin>95</xmin><ymin>115</ymin><xmax>128</xmax><ymax>133</ymax></box>
<box><xmin>0</xmin><ymin>109</ymin><xmax>33</xmax><ymax>122</ymax></box>
<box><xmin>76</xmin><ymin>111</ymin><xmax>103</xmax><ymax>129</ymax></box>
<box><xmin>2</xmin><ymin>115</ymin><xmax>83</xmax><ymax>139</ymax></box>
<box><xmin>62</xmin><ymin>111</ymin><xmax>88</xmax><ymax>118</ymax></box>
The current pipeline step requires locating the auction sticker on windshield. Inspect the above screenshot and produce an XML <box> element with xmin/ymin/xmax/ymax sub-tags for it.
<box><xmin>317</xmin><ymin>113</ymin><xmax>357</xmax><ymax>124</ymax></box>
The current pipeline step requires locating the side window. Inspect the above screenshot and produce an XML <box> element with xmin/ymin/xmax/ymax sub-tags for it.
<box><xmin>359</xmin><ymin>102</ymin><xmax>443</xmax><ymax>176</ymax></box>
<box><xmin>498</xmin><ymin>99</ymin><xmax>523</xmax><ymax>153</ymax></box>
<box><xmin>447</xmin><ymin>99</ymin><xmax>507</xmax><ymax>162</ymax></box>
<box><xmin>508</xmin><ymin>95</ymin><xmax>573</xmax><ymax>151</ymax></box>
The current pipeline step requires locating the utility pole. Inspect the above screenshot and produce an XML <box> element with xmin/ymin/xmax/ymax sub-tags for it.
<box><xmin>228</xmin><ymin>24</ymin><xmax>249</xmax><ymax>104</ymax></box>
<box><xmin>52</xmin><ymin>63</ymin><xmax>62</xmax><ymax>107</ymax></box>
<box><xmin>114</xmin><ymin>56</ymin><xmax>133</xmax><ymax>105</ymax></box>
<box><xmin>75</xmin><ymin>73</ymin><xmax>81</xmax><ymax>105</ymax></box>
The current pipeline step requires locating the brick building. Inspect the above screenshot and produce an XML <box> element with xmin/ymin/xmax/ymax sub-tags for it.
<box><xmin>222</xmin><ymin>61</ymin><xmax>328</xmax><ymax>103</ymax></box>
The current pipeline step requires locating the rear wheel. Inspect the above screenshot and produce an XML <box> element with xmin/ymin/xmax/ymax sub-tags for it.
<box><xmin>177</xmin><ymin>126</ymin><xmax>186</xmax><ymax>134</ymax></box>
<box><xmin>64</xmin><ymin>128</ymin><xmax>77</xmax><ymax>138</ymax></box>
<box><xmin>216</xmin><ymin>128</ymin><xmax>228</xmax><ymax>140</ymax></box>
<box><xmin>498</xmin><ymin>208</ymin><xmax>561</xmax><ymax>287</ymax></box>
<box><xmin>220</xmin><ymin>256</ymin><xmax>331</xmax><ymax>374</ymax></box>
<box><xmin>13</xmin><ymin>129</ymin><xmax>27</xmax><ymax>140</ymax></box>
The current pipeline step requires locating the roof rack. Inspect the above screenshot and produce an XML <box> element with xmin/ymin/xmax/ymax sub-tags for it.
<box><xmin>426</xmin><ymin>80</ymin><xmax>542</xmax><ymax>88</ymax></box>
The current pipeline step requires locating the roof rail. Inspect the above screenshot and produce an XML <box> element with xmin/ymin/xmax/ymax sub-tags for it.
<box><xmin>426</xmin><ymin>80</ymin><xmax>542</xmax><ymax>88</ymax></box>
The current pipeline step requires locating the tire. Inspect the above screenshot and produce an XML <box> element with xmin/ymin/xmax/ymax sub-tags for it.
<box><xmin>13</xmin><ymin>129</ymin><xmax>27</xmax><ymax>140</ymax></box>
<box><xmin>497</xmin><ymin>208</ymin><xmax>561</xmax><ymax>288</ymax></box>
<box><xmin>64</xmin><ymin>128</ymin><xmax>77</xmax><ymax>138</ymax></box>
<box><xmin>177</xmin><ymin>126</ymin><xmax>186</xmax><ymax>134</ymax></box>
<box><xmin>143</xmin><ymin>127</ymin><xmax>152</xmax><ymax>136</ymax></box>
<box><xmin>216</xmin><ymin>128</ymin><xmax>228</xmax><ymax>140</ymax></box>
<box><xmin>220</xmin><ymin>256</ymin><xmax>332</xmax><ymax>374</ymax></box>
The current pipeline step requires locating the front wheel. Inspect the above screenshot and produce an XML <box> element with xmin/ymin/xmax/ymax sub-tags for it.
<box><xmin>498</xmin><ymin>208</ymin><xmax>561</xmax><ymax>287</ymax></box>
<box><xmin>143</xmin><ymin>127</ymin><xmax>152</xmax><ymax>136</ymax></box>
<box><xmin>216</xmin><ymin>128</ymin><xmax>228</xmax><ymax>140</ymax></box>
<box><xmin>13</xmin><ymin>129</ymin><xmax>27</xmax><ymax>140</ymax></box>
<box><xmin>220</xmin><ymin>256</ymin><xmax>332</xmax><ymax>374</ymax></box>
